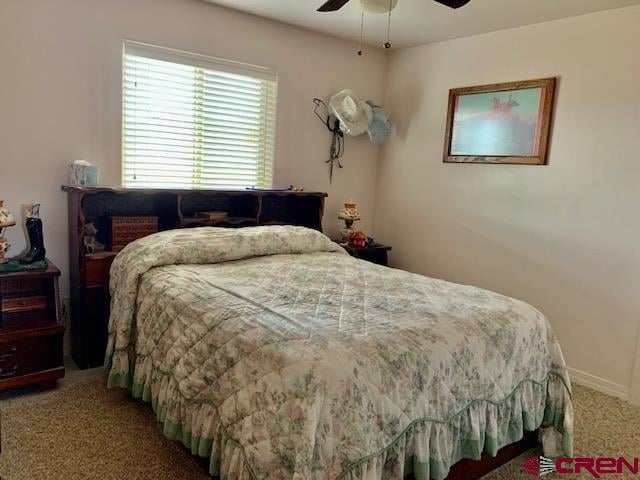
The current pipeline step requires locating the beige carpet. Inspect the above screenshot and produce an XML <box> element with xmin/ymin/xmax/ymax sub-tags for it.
<box><xmin>1</xmin><ymin>365</ymin><xmax>639</xmax><ymax>480</ymax></box>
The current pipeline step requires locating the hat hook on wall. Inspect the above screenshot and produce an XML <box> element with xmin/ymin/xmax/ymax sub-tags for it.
<box><xmin>313</xmin><ymin>98</ymin><xmax>345</xmax><ymax>184</ymax></box>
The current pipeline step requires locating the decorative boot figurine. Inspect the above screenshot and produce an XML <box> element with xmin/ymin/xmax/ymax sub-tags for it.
<box><xmin>20</xmin><ymin>203</ymin><xmax>46</xmax><ymax>264</ymax></box>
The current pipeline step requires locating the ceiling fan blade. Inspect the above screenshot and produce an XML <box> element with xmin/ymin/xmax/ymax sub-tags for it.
<box><xmin>432</xmin><ymin>0</ymin><xmax>472</xmax><ymax>9</ymax></box>
<box><xmin>317</xmin><ymin>0</ymin><xmax>352</xmax><ymax>12</ymax></box>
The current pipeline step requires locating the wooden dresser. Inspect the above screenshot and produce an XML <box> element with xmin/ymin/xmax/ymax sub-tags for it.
<box><xmin>0</xmin><ymin>263</ymin><xmax>65</xmax><ymax>391</ymax></box>
<box><xmin>63</xmin><ymin>186</ymin><xmax>327</xmax><ymax>369</ymax></box>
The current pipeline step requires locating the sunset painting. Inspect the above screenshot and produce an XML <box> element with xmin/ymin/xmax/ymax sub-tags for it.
<box><xmin>443</xmin><ymin>78</ymin><xmax>556</xmax><ymax>165</ymax></box>
<box><xmin>451</xmin><ymin>87</ymin><xmax>544</xmax><ymax>156</ymax></box>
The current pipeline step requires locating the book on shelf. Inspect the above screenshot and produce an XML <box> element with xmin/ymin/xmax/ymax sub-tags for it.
<box><xmin>195</xmin><ymin>211</ymin><xmax>229</xmax><ymax>221</ymax></box>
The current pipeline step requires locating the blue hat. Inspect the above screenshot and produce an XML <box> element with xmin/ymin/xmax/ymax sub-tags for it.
<box><xmin>366</xmin><ymin>101</ymin><xmax>391</xmax><ymax>145</ymax></box>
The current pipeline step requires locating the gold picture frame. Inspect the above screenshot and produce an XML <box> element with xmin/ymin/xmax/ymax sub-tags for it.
<box><xmin>443</xmin><ymin>77</ymin><xmax>556</xmax><ymax>165</ymax></box>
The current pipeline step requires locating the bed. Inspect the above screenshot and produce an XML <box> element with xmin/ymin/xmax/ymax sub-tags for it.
<box><xmin>106</xmin><ymin>226</ymin><xmax>573</xmax><ymax>480</ymax></box>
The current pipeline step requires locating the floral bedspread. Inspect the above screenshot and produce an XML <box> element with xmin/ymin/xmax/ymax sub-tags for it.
<box><xmin>106</xmin><ymin>226</ymin><xmax>573</xmax><ymax>480</ymax></box>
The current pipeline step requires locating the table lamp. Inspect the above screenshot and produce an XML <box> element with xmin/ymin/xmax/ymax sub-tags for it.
<box><xmin>339</xmin><ymin>202</ymin><xmax>366</xmax><ymax>246</ymax></box>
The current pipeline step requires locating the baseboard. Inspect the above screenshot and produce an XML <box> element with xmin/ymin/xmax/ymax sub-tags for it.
<box><xmin>567</xmin><ymin>366</ymin><xmax>629</xmax><ymax>401</ymax></box>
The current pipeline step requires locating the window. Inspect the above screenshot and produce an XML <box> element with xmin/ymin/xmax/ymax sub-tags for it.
<box><xmin>122</xmin><ymin>41</ymin><xmax>277</xmax><ymax>189</ymax></box>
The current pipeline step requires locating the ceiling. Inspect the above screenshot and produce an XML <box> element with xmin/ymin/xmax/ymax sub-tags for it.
<box><xmin>202</xmin><ymin>0</ymin><xmax>640</xmax><ymax>49</ymax></box>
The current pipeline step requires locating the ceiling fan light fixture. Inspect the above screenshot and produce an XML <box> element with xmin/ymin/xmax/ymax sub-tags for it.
<box><xmin>359</xmin><ymin>0</ymin><xmax>398</xmax><ymax>14</ymax></box>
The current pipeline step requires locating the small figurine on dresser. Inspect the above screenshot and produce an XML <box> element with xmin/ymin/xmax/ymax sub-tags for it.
<box><xmin>0</xmin><ymin>200</ymin><xmax>16</xmax><ymax>264</ymax></box>
<box><xmin>0</xmin><ymin>201</ymin><xmax>48</xmax><ymax>272</ymax></box>
<box><xmin>20</xmin><ymin>203</ymin><xmax>46</xmax><ymax>264</ymax></box>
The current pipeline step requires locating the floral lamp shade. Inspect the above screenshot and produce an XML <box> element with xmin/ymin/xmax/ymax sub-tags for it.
<box><xmin>338</xmin><ymin>202</ymin><xmax>361</xmax><ymax>221</ymax></box>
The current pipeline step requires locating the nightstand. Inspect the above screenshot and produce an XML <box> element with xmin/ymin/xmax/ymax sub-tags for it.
<box><xmin>0</xmin><ymin>262</ymin><xmax>65</xmax><ymax>392</ymax></box>
<box><xmin>339</xmin><ymin>243</ymin><xmax>392</xmax><ymax>266</ymax></box>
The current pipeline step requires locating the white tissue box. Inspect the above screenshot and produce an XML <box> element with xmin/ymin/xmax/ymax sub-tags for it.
<box><xmin>70</xmin><ymin>161</ymin><xmax>99</xmax><ymax>186</ymax></box>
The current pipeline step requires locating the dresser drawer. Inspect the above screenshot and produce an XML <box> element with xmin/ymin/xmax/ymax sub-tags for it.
<box><xmin>0</xmin><ymin>276</ymin><xmax>50</xmax><ymax>296</ymax></box>
<box><xmin>0</xmin><ymin>330</ymin><xmax>64</xmax><ymax>379</ymax></box>
<box><xmin>1</xmin><ymin>295</ymin><xmax>48</xmax><ymax>314</ymax></box>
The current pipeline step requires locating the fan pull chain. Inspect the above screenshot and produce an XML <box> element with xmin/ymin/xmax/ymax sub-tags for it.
<box><xmin>384</xmin><ymin>0</ymin><xmax>392</xmax><ymax>49</ymax></box>
<box><xmin>358</xmin><ymin>11</ymin><xmax>365</xmax><ymax>56</ymax></box>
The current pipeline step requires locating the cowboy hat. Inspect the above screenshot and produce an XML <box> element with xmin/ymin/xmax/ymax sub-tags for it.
<box><xmin>328</xmin><ymin>89</ymin><xmax>373</xmax><ymax>137</ymax></box>
<box><xmin>366</xmin><ymin>101</ymin><xmax>391</xmax><ymax>145</ymax></box>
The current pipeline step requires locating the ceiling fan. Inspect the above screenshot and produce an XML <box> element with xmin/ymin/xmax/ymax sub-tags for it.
<box><xmin>317</xmin><ymin>0</ymin><xmax>471</xmax><ymax>12</ymax></box>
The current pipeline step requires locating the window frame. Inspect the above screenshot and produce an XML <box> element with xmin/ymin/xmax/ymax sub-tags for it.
<box><xmin>121</xmin><ymin>40</ymin><xmax>278</xmax><ymax>190</ymax></box>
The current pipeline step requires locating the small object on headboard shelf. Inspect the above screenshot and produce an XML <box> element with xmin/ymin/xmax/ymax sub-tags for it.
<box><xmin>246</xmin><ymin>185</ymin><xmax>304</xmax><ymax>192</ymax></box>
<box><xmin>84</xmin><ymin>223</ymin><xmax>105</xmax><ymax>254</ymax></box>
<box><xmin>195</xmin><ymin>211</ymin><xmax>228</xmax><ymax>221</ymax></box>
<box><xmin>108</xmin><ymin>216</ymin><xmax>158</xmax><ymax>252</ymax></box>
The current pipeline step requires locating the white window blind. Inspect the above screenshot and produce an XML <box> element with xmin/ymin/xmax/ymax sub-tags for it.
<box><xmin>122</xmin><ymin>41</ymin><xmax>277</xmax><ymax>189</ymax></box>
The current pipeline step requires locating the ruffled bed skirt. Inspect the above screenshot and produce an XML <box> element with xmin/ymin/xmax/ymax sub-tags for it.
<box><xmin>108</xmin><ymin>352</ymin><xmax>572</xmax><ymax>480</ymax></box>
<box><xmin>337</xmin><ymin>374</ymin><xmax>572</xmax><ymax>480</ymax></box>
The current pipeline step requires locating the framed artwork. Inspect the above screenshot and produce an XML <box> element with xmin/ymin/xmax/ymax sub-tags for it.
<box><xmin>443</xmin><ymin>77</ymin><xmax>556</xmax><ymax>165</ymax></box>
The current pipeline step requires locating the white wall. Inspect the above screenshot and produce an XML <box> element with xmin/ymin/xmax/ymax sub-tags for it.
<box><xmin>374</xmin><ymin>6</ymin><xmax>640</xmax><ymax>396</ymax></box>
<box><xmin>0</xmin><ymin>0</ymin><xmax>387</xmax><ymax>296</ymax></box>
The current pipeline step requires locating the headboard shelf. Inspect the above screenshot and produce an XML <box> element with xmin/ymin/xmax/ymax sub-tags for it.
<box><xmin>63</xmin><ymin>185</ymin><xmax>327</xmax><ymax>369</ymax></box>
<box><xmin>61</xmin><ymin>185</ymin><xmax>327</xmax><ymax>198</ymax></box>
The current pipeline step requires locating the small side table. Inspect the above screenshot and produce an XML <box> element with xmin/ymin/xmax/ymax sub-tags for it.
<box><xmin>338</xmin><ymin>243</ymin><xmax>392</xmax><ymax>267</ymax></box>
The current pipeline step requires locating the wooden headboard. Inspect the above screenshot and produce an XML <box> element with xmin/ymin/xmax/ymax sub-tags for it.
<box><xmin>62</xmin><ymin>186</ymin><xmax>327</xmax><ymax>368</ymax></box>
